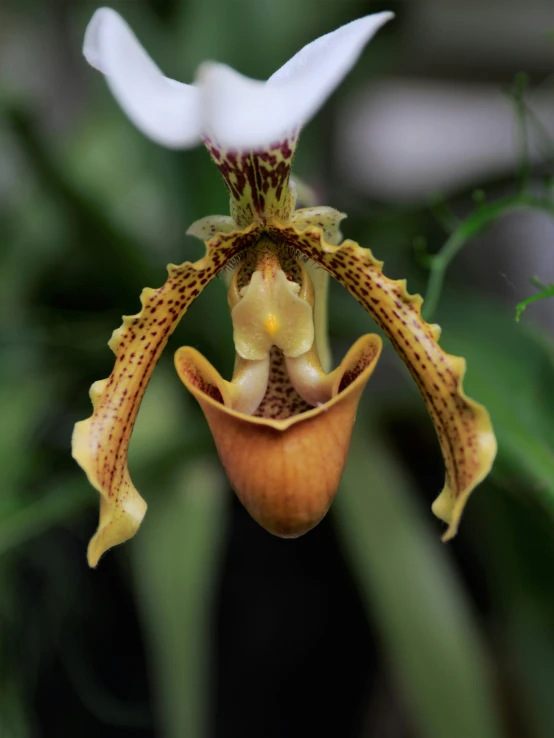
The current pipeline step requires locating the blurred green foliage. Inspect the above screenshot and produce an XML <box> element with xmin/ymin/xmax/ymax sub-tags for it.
<box><xmin>1</xmin><ymin>1</ymin><xmax>554</xmax><ymax>736</ymax></box>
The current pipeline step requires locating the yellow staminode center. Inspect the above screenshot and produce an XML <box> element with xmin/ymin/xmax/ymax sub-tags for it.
<box><xmin>264</xmin><ymin>314</ymin><xmax>280</xmax><ymax>336</ymax></box>
<box><xmin>231</xmin><ymin>267</ymin><xmax>314</xmax><ymax>361</ymax></box>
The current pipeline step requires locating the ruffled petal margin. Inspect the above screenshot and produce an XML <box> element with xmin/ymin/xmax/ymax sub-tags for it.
<box><xmin>72</xmin><ymin>225</ymin><xmax>260</xmax><ymax>567</ymax></box>
<box><xmin>269</xmin><ymin>221</ymin><xmax>497</xmax><ymax>540</ymax></box>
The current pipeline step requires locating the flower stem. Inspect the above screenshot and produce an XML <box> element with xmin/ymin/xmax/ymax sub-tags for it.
<box><xmin>423</xmin><ymin>194</ymin><xmax>554</xmax><ymax>320</ymax></box>
<box><xmin>516</xmin><ymin>283</ymin><xmax>554</xmax><ymax>321</ymax></box>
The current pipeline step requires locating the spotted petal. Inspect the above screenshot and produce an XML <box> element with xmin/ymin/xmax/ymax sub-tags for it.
<box><xmin>268</xmin><ymin>222</ymin><xmax>497</xmax><ymax>539</ymax></box>
<box><xmin>204</xmin><ymin>139</ymin><xmax>298</xmax><ymax>226</ymax></box>
<box><xmin>186</xmin><ymin>214</ymin><xmax>237</xmax><ymax>241</ymax></box>
<box><xmin>83</xmin><ymin>7</ymin><xmax>201</xmax><ymax>148</ymax></box>
<box><xmin>292</xmin><ymin>206</ymin><xmax>346</xmax><ymax>244</ymax></box>
<box><xmin>72</xmin><ymin>225</ymin><xmax>260</xmax><ymax>567</ymax></box>
<box><xmin>197</xmin><ymin>12</ymin><xmax>394</xmax><ymax>149</ymax></box>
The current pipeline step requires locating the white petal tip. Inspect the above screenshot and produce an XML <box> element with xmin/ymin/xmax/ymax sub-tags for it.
<box><xmin>82</xmin><ymin>6</ymin><xmax>201</xmax><ymax>149</ymax></box>
<box><xmin>199</xmin><ymin>12</ymin><xmax>395</xmax><ymax>150</ymax></box>
<box><xmin>375</xmin><ymin>11</ymin><xmax>395</xmax><ymax>21</ymax></box>
<box><xmin>83</xmin><ymin>7</ymin><xmax>118</xmax><ymax>72</ymax></box>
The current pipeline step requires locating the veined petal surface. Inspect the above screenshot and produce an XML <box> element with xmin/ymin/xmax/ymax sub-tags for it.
<box><xmin>83</xmin><ymin>8</ymin><xmax>201</xmax><ymax>148</ymax></box>
<box><xmin>268</xmin><ymin>222</ymin><xmax>497</xmax><ymax>539</ymax></box>
<box><xmin>72</xmin><ymin>226</ymin><xmax>260</xmax><ymax>567</ymax></box>
<box><xmin>197</xmin><ymin>12</ymin><xmax>393</xmax><ymax>149</ymax></box>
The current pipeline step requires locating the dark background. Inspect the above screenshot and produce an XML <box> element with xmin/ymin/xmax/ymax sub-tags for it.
<box><xmin>1</xmin><ymin>1</ymin><xmax>554</xmax><ymax>736</ymax></box>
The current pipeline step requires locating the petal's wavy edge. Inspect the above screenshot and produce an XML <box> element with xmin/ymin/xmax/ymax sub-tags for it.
<box><xmin>197</xmin><ymin>12</ymin><xmax>394</xmax><ymax>149</ymax></box>
<box><xmin>72</xmin><ymin>225</ymin><xmax>261</xmax><ymax>567</ymax></box>
<box><xmin>83</xmin><ymin>7</ymin><xmax>201</xmax><ymax>148</ymax></box>
<box><xmin>268</xmin><ymin>221</ymin><xmax>497</xmax><ymax>539</ymax></box>
<box><xmin>175</xmin><ymin>334</ymin><xmax>382</xmax><ymax>536</ymax></box>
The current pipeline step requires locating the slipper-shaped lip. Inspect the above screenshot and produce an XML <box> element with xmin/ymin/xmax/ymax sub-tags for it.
<box><xmin>176</xmin><ymin>335</ymin><xmax>380</xmax><ymax>430</ymax></box>
<box><xmin>175</xmin><ymin>334</ymin><xmax>382</xmax><ymax>537</ymax></box>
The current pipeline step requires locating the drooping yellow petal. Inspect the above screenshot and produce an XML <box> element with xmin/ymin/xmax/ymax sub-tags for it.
<box><xmin>175</xmin><ymin>334</ymin><xmax>382</xmax><ymax>537</ymax></box>
<box><xmin>72</xmin><ymin>225</ymin><xmax>261</xmax><ymax>567</ymax></box>
<box><xmin>203</xmin><ymin>136</ymin><xmax>298</xmax><ymax>226</ymax></box>
<box><xmin>268</xmin><ymin>221</ymin><xmax>497</xmax><ymax>540</ymax></box>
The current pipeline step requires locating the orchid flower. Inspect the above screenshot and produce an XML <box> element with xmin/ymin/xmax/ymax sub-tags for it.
<box><xmin>73</xmin><ymin>7</ymin><xmax>497</xmax><ymax>567</ymax></box>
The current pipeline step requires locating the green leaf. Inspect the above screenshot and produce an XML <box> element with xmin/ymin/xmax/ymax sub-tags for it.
<box><xmin>0</xmin><ymin>378</ymin><xmax>47</xmax><ymax>505</ymax></box>
<box><xmin>131</xmin><ymin>460</ymin><xmax>227</xmax><ymax>738</ymax></box>
<box><xmin>438</xmin><ymin>294</ymin><xmax>554</xmax><ymax>515</ymax></box>
<box><xmin>516</xmin><ymin>282</ymin><xmax>554</xmax><ymax>322</ymax></box>
<box><xmin>336</xmin><ymin>433</ymin><xmax>503</xmax><ymax>738</ymax></box>
<box><xmin>0</xmin><ymin>479</ymin><xmax>91</xmax><ymax>559</ymax></box>
<box><xmin>0</xmin><ymin>675</ymin><xmax>36</xmax><ymax>738</ymax></box>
